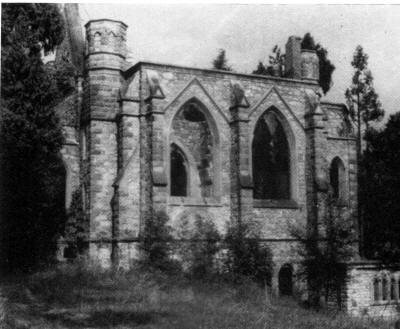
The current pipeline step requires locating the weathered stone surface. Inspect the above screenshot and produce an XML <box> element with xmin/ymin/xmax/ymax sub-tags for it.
<box><xmin>57</xmin><ymin>18</ymin><xmax>391</xmax><ymax>318</ymax></box>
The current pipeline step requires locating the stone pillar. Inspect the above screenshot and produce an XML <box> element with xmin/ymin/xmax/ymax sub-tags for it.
<box><xmin>285</xmin><ymin>36</ymin><xmax>302</xmax><ymax>79</ymax></box>
<box><xmin>139</xmin><ymin>70</ymin><xmax>167</xmax><ymax>237</ymax></box>
<box><xmin>229</xmin><ymin>82</ymin><xmax>253</xmax><ymax>226</ymax></box>
<box><xmin>301</xmin><ymin>50</ymin><xmax>319</xmax><ymax>82</ymax></box>
<box><xmin>304</xmin><ymin>88</ymin><xmax>329</xmax><ymax>304</ymax></box>
<box><xmin>83</xmin><ymin>19</ymin><xmax>127</xmax><ymax>267</ymax></box>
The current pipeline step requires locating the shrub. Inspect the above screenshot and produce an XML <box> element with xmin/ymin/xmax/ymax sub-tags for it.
<box><xmin>224</xmin><ymin>220</ymin><xmax>273</xmax><ymax>286</ymax></box>
<box><xmin>290</xmin><ymin>194</ymin><xmax>354</xmax><ymax>308</ymax></box>
<box><xmin>138</xmin><ymin>210</ymin><xmax>180</xmax><ymax>274</ymax></box>
<box><xmin>183</xmin><ymin>216</ymin><xmax>221</xmax><ymax>279</ymax></box>
<box><xmin>63</xmin><ymin>188</ymin><xmax>89</xmax><ymax>258</ymax></box>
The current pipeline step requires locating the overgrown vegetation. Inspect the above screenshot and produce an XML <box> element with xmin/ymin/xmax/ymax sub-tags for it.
<box><xmin>290</xmin><ymin>195</ymin><xmax>354</xmax><ymax>308</ymax></box>
<box><xmin>2</xmin><ymin>262</ymin><xmax>395</xmax><ymax>329</ymax></box>
<box><xmin>175</xmin><ymin>214</ymin><xmax>221</xmax><ymax>280</ymax></box>
<box><xmin>1</xmin><ymin>3</ymin><xmax>66</xmax><ymax>272</ymax></box>
<box><xmin>252</xmin><ymin>45</ymin><xmax>285</xmax><ymax>77</ymax></box>
<box><xmin>63</xmin><ymin>189</ymin><xmax>89</xmax><ymax>258</ymax></box>
<box><xmin>362</xmin><ymin>113</ymin><xmax>400</xmax><ymax>262</ymax></box>
<box><xmin>138</xmin><ymin>211</ymin><xmax>180</xmax><ymax>273</ymax></box>
<box><xmin>212</xmin><ymin>49</ymin><xmax>232</xmax><ymax>71</ymax></box>
<box><xmin>224</xmin><ymin>221</ymin><xmax>273</xmax><ymax>286</ymax></box>
<box><xmin>138</xmin><ymin>210</ymin><xmax>272</xmax><ymax>287</ymax></box>
<box><xmin>301</xmin><ymin>33</ymin><xmax>336</xmax><ymax>94</ymax></box>
<box><xmin>345</xmin><ymin>45</ymin><xmax>385</xmax><ymax>260</ymax></box>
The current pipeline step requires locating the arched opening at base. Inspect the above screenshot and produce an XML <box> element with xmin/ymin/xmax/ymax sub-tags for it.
<box><xmin>279</xmin><ymin>264</ymin><xmax>293</xmax><ymax>296</ymax></box>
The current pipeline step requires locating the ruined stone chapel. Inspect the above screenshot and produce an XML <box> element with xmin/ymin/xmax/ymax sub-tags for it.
<box><xmin>55</xmin><ymin>6</ymin><xmax>400</xmax><ymax>318</ymax></box>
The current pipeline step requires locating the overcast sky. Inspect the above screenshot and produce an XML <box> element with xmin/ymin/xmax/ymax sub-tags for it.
<box><xmin>79</xmin><ymin>4</ymin><xmax>400</xmax><ymax>118</ymax></box>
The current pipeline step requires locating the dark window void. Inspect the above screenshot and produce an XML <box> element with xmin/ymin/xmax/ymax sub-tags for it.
<box><xmin>279</xmin><ymin>264</ymin><xmax>293</xmax><ymax>296</ymax></box>
<box><xmin>330</xmin><ymin>157</ymin><xmax>345</xmax><ymax>200</ymax></box>
<box><xmin>170</xmin><ymin>145</ymin><xmax>188</xmax><ymax>196</ymax></box>
<box><xmin>391</xmin><ymin>278</ymin><xmax>396</xmax><ymax>300</ymax></box>
<box><xmin>172</xmin><ymin>100</ymin><xmax>215</xmax><ymax>197</ymax></box>
<box><xmin>382</xmin><ymin>277</ymin><xmax>388</xmax><ymax>300</ymax></box>
<box><xmin>253</xmin><ymin>111</ymin><xmax>290</xmax><ymax>200</ymax></box>
<box><xmin>373</xmin><ymin>278</ymin><xmax>380</xmax><ymax>301</ymax></box>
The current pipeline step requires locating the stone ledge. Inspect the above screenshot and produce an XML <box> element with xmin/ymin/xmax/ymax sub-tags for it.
<box><xmin>168</xmin><ymin>196</ymin><xmax>223</xmax><ymax>207</ymax></box>
<box><xmin>253</xmin><ymin>199</ymin><xmax>299</xmax><ymax>209</ymax></box>
<box><xmin>327</xmin><ymin>136</ymin><xmax>357</xmax><ymax>141</ymax></box>
<box><xmin>124</xmin><ymin>61</ymin><xmax>319</xmax><ymax>87</ymax></box>
<box><xmin>371</xmin><ymin>301</ymin><xmax>400</xmax><ymax>306</ymax></box>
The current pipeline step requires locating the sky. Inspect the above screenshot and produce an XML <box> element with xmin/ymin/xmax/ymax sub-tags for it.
<box><xmin>79</xmin><ymin>4</ymin><xmax>400</xmax><ymax>118</ymax></box>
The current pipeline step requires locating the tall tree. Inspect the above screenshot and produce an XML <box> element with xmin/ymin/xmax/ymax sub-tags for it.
<box><xmin>345</xmin><ymin>46</ymin><xmax>384</xmax><ymax>147</ymax></box>
<box><xmin>290</xmin><ymin>195</ymin><xmax>353</xmax><ymax>308</ymax></box>
<box><xmin>345</xmin><ymin>46</ymin><xmax>384</xmax><ymax>256</ymax></box>
<box><xmin>361</xmin><ymin>114</ymin><xmax>400</xmax><ymax>263</ymax></box>
<box><xmin>1</xmin><ymin>4</ymin><xmax>66</xmax><ymax>272</ymax></box>
<box><xmin>301</xmin><ymin>33</ymin><xmax>335</xmax><ymax>94</ymax></box>
<box><xmin>212</xmin><ymin>49</ymin><xmax>232</xmax><ymax>71</ymax></box>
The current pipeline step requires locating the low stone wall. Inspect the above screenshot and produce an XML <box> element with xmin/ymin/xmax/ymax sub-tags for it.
<box><xmin>345</xmin><ymin>261</ymin><xmax>400</xmax><ymax>319</ymax></box>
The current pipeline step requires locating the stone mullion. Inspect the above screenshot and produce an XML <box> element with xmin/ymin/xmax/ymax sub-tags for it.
<box><xmin>305</xmin><ymin>91</ymin><xmax>329</xmax><ymax>305</ymax></box>
<box><xmin>229</xmin><ymin>105</ymin><xmax>253</xmax><ymax>226</ymax></box>
<box><xmin>151</xmin><ymin>110</ymin><xmax>168</xmax><ymax>211</ymax></box>
<box><xmin>238</xmin><ymin>124</ymin><xmax>253</xmax><ymax>224</ymax></box>
<box><xmin>305</xmin><ymin>111</ymin><xmax>326</xmax><ymax>240</ymax></box>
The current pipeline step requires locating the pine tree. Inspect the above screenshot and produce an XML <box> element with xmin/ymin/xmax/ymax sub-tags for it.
<box><xmin>301</xmin><ymin>33</ymin><xmax>335</xmax><ymax>94</ymax></box>
<box><xmin>345</xmin><ymin>46</ymin><xmax>384</xmax><ymax>256</ymax></box>
<box><xmin>362</xmin><ymin>114</ymin><xmax>400</xmax><ymax>263</ymax></box>
<box><xmin>1</xmin><ymin>4</ymin><xmax>66</xmax><ymax>272</ymax></box>
<box><xmin>345</xmin><ymin>46</ymin><xmax>384</xmax><ymax>146</ymax></box>
<box><xmin>212</xmin><ymin>49</ymin><xmax>232</xmax><ymax>71</ymax></box>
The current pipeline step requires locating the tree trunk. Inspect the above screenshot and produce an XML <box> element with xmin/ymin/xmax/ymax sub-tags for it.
<box><xmin>356</xmin><ymin>94</ymin><xmax>364</xmax><ymax>258</ymax></box>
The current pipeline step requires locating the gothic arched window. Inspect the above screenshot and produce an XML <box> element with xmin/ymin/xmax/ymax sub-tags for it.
<box><xmin>253</xmin><ymin>110</ymin><xmax>290</xmax><ymax>200</ymax></box>
<box><xmin>170</xmin><ymin>144</ymin><xmax>188</xmax><ymax>197</ymax></box>
<box><xmin>391</xmin><ymin>277</ymin><xmax>397</xmax><ymax>301</ymax></box>
<box><xmin>170</xmin><ymin>99</ymin><xmax>218</xmax><ymax>198</ymax></box>
<box><xmin>330</xmin><ymin>157</ymin><xmax>346</xmax><ymax>201</ymax></box>
<box><xmin>382</xmin><ymin>276</ymin><xmax>388</xmax><ymax>301</ymax></box>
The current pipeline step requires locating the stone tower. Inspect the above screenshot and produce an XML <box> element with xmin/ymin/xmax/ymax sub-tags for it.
<box><xmin>83</xmin><ymin>19</ymin><xmax>127</xmax><ymax>267</ymax></box>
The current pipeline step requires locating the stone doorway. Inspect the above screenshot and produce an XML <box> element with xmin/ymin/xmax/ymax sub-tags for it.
<box><xmin>279</xmin><ymin>264</ymin><xmax>293</xmax><ymax>296</ymax></box>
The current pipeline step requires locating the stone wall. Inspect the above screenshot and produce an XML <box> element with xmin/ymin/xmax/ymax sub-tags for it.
<box><xmin>79</xmin><ymin>19</ymin><xmax>359</xmax><ymax>293</ymax></box>
<box><xmin>344</xmin><ymin>262</ymin><xmax>400</xmax><ymax>318</ymax></box>
<box><xmin>55</xmin><ymin>17</ymin><xmax>398</xmax><ymax>320</ymax></box>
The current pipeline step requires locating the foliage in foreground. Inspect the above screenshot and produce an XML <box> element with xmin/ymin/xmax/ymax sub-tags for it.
<box><xmin>290</xmin><ymin>195</ymin><xmax>354</xmax><ymax>308</ymax></box>
<box><xmin>224</xmin><ymin>220</ymin><xmax>273</xmax><ymax>286</ymax></box>
<box><xmin>1</xmin><ymin>3</ymin><xmax>66</xmax><ymax>272</ymax></box>
<box><xmin>2</xmin><ymin>263</ymin><xmax>396</xmax><ymax>329</ymax></box>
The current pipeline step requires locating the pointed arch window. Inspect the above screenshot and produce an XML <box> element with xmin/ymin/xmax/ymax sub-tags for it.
<box><xmin>330</xmin><ymin>157</ymin><xmax>346</xmax><ymax>202</ymax></box>
<box><xmin>252</xmin><ymin>110</ymin><xmax>291</xmax><ymax>200</ymax></box>
<box><xmin>170</xmin><ymin>98</ymin><xmax>219</xmax><ymax>199</ymax></box>
<box><xmin>170</xmin><ymin>144</ymin><xmax>188</xmax><ymax>197</ymax></box>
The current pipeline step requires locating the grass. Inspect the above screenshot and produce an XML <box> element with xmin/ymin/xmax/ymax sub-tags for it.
<box><xmin>0</xmin><ymin>262</ymin><xmax>397</xmax><ymax>329</ymax></box>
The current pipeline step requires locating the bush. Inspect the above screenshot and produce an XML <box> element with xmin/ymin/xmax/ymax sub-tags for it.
<box><xmin>138</xmin><ymin>211</ymin><xmax>180</xmax><ymax>274</ymax></box>
<box><xmin>224</xmin><ymin>221</ymin><xmax>273</xmax><ymax>286</ymax></box>
<box><xmin>63</xmin><ymin>188</ymin><xmax>89</xmax><ymax>258</ymax></box>
<box><xmin>175</xmin><ymin>214</ymin><xmax>221</xmax><ymax>280</ymax></box>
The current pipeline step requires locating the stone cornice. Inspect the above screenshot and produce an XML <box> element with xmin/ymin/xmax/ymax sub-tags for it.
<box><xmin>123</xmin><ymin>61</ymin><xmax>319</xmax><ymax>87</ymax></box>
